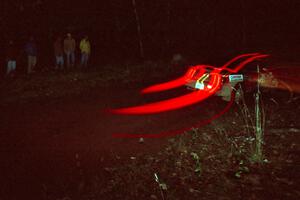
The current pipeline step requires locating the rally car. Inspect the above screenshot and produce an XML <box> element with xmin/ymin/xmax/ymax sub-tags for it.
<box><xmin>184</xmin><ymin>53</ymin><xmax>276</xmax><ymax>101</ymax></box>
<box><xmin>111</xmin><ymin>53</ymin><xmax>271</xmax><ymax>115</ymax></box>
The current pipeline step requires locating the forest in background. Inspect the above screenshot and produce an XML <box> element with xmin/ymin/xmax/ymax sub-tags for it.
<box><xmin>0</xmin><ymin>0</ymin><xmax>299</xmax><ymax>65</ymax></box>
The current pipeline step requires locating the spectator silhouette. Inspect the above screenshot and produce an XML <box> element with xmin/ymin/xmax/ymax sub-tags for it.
<box><xmin>6</xmin><ymin>40</ymin><xmax>17</xmax><ymax>76</ymax></box>
<box><xmin>25</xmin><ymin>36</ymin><xmax>37</xmax><ymax>74</ymax></box>
<box><xmin>54</xmin><ymin>36</ymin><xmax>64</xmax><ymax>70</ymax></box>
<box><xmin>79</xmin><ymin>35</ymin><xmax>91</xmax><ymax>68</ymax></box>
<box><xmin>64</xmin><ymin>33</ymin><xmax>76</xmax><ymax>68</ymax></box>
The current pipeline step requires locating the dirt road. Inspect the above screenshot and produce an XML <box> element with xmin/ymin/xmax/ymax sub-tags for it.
<box><xmin>0</xmin><ymin>86</ymin><xmax>228</xmax><ymax>198</ymax></box>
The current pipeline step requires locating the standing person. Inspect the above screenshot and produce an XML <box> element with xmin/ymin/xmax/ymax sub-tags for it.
<box><xmin>6</xmin><ymin>40</ymin><xmax>17</xmax><ymax>76</ymax></box>
<box><xmin>63</xmin><ymin>33</ymin><xmax>76</xmax><ymax>68</ymax></box>
<box><xmin>79</xmin><ymin>35</ymin><xmax>91</xmax><ymax>68</ymax></box>
<box><xmin>54</xmin><ymin>36</ymin><xmax>64</xmax><ymax>70</ymax></box>
<box><xmin>25</xmin><ymin>36</ymin><xmax>37</xmax><ymax>74</ymax></box>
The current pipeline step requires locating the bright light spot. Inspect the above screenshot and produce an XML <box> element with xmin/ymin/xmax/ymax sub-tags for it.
<box><xmin>195</xmin><ymin>82</ymin><xmax>204</xmax><ymax>90</ymax></box>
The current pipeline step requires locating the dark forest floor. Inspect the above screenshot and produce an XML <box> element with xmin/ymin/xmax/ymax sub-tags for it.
<box><xmin>0</xmin><ymin>62</ymin><xmax>299</xmax><ymax>200</ymax></box>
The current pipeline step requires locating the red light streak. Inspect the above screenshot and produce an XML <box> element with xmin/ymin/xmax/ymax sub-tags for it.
<box><xmin>110</xmin><ymin>53</ymin><xmax>268</xmax><ymax>115</ymax></box>
<box><xmin>141</xmin><ymin>76</ymin><xmax>187</xmax><ymax>94</ymax></box>
<box><xmin>111</xmin><ymin>73</ymin><xmax>222</xmax><ymax>115</ymax></box>
<box><xmin>221</xmin><ymin>53</ymin><xmax>260</xmax><ymax>69</ymax></box>
<box><xmin>109</xmin><ymin>53</ymin><xmax>270</xmax><ymax>138</ymax></box>
<box><xmin>112</xmin><ymin>89</ymin><xmax>236</xmax><ymax>138</ymax></box>
<box><xmin>141</xmin><ymin>66</ymin><xmax>208</xmax><ymax>94</ymax></box>
<box><xmin>221</xmin><ymin>54</ymin><xmax>269</xmax><ymax>73</ymax></box>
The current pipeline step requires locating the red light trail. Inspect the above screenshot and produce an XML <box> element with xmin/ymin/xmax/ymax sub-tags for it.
<box><xmin>112</xmin><ymin>89</ymin><xmax>236</xmax><ymax>138</ymax></box>
<box><xmin>109</xmin><ymin>53</ymin><xmax>270</xmax><ymax>138</ymax></box>
<box><xmin>110</xmin><ymin>53</ymin><xmax>268</xmax><ymax>115</ymax></box>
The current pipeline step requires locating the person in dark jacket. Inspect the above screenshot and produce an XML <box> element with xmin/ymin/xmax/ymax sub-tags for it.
<box><xmin>6</xmin><ymin>40</ymin><xmax>17</xmax><ymax>76</ymax></box>
<box><xmin>25</xmin><ymin>36</ymin><xmax>37</xmax><ymax>74</ymax></box>
<box><xmin>54</xmin><ymin>36</ymin><xmax>64</xmax><ymax>70</ymax></box>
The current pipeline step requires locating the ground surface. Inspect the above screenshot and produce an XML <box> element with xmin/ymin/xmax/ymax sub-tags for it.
<box><xmin>0</xmin><ymin>63</ymin><xmax>299</xmax><ymax>200</ymax></box>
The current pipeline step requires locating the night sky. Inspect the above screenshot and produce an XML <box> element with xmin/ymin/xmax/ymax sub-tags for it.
<box><xmin>1</xmin><ymin>0</ymin><xmax>300</xmax><ymax>64</ymax></box>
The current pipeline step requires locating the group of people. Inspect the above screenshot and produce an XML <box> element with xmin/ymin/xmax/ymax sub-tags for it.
<box><xmin>5</xmin><ymin>33</ymin><xmax>91</xmax><ymax>76</ymax></box>
<box><xmin>54</xmin><ymin>33</ymin><xmax>91</xmax><ymax>71</ymax></box>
